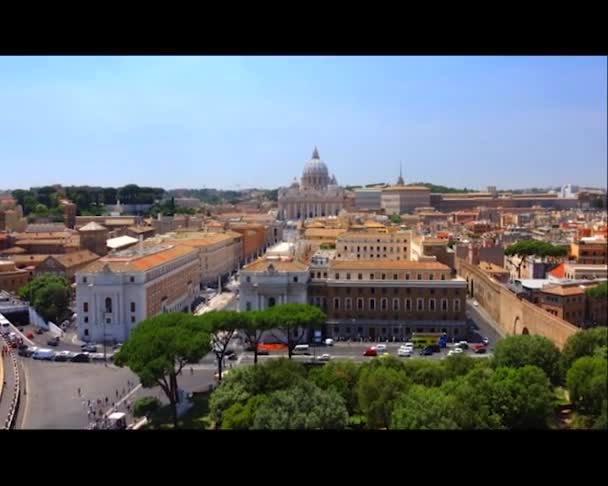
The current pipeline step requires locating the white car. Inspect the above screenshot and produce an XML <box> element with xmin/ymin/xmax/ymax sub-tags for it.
<box><xmin>325</xmin><ymin>338</ymin><xmax>335</xmax><ymax>346</ymax></box>
<box><xmin>397</xmin><ymin>347</ymin><xmax>412</xmax><ymax>357</ymax></box>
<box><xmin>376</xmin><ymin>344</ymin><xmax>387</xmax><ymax>353</ymax></box>
<box><xmin>447</xmin><ymin>348</ymin><xmax>463</xmax><ymax>357</ymax></box>
<box><xmin>482</xmin><ymin>337</ymin><xmax>489</xmax><ymax>345</ymax></box>
<box><xmin>316</xmin><ymin>353</ymin><xmax>331</xmax><ymax>362</ymax></box>
<box><xmin>403</xmin><ymin>342</ymin><xmax>414</xmax><ymax>349</ymax></box>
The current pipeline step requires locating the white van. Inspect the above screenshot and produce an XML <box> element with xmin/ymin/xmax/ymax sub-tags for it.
<box><xmin>293</xmin><ymin>344</ymin><xmax>311</xmax><ymax>355</ymax></box>
<box><xmin>32</xmin><ymin>348</ymin><xmax>55</xmax><ymax>360</ymax></box>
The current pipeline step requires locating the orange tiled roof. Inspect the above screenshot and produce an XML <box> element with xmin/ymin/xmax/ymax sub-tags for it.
<box><xmin>243</xmin><ymin>257</ymin><xmax>308</xmax><ymax>272</ymax></box>
<box><xmin>548</xmin><ymin>263</ymin><xmax>566</xmax><ymax>279</ymax></box>
<box><xmin>51</xmin><ymin>250</ymin><xmax>100</xmax><ymax>268</ymax></box>
<box><xmin>540</xmin><ymin>285</ymin><xmax>585</xmax><ymax>296</ymax></box>
<box><xmin>82</xmin><ymin>245</ymin><xmax>196</xmax><ymax>273</ymax></box>
<box><xmin>304</xmin><ymin>228</ymin><xmax>348</xmax><ymax>238</ymax></box>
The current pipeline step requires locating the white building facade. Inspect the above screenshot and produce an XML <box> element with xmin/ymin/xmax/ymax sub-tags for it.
<box><xmin>238</xmin><ymin>257</ymin><xmax>309</xmax><ymax>312</ymax></box>
<box><xmin>75</xmin><ymin>244</ymin><xmax>200</xmax><ymax>344</ymax></box>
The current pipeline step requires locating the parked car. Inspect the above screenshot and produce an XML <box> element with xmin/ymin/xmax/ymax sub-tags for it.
<box><xmin>18</xmin><ymin>346</ymin><xmax>37</xmax><ymax>357</ymax></box>
<box><xmin>257</xmin><ymin>349</ymin><xmax>269</xmax><ymax>356</ymax></box>
<box><xmin>227</xmin><ymin>353</ymin><xmax>238</xmax><ymax>361</ymax></box>
<box><xmin>47</xmin><ymin>337</ymin><xmax>60</xmax><ymax>347</ymax></box>
<box><xmin>35</xmin><ymin>327</ymin><xmax>44</xmax><ymax>335</ymax></box>
<box><xmin>455</xmin><ymin>341</ymin><xmax>469</xmax><ymax>350</ymax></box>
<box><xmin>376</xmin><ymin>344</ymin><xmax>387</xmax><ymax>353</ymax></box>
<box><xmin>316</xmin><ymin>353</ymin><xmax>331</xmax><ymax>362</ymax></box>
<box><xmin>71</xmin><ymin>353</ymin><xmax>90</xmax><ymax>363</ymax></box>
<box><xmin>54</xmin><ymin>350</ymin><xmax>76</xmax><ymax>362</ymax></box>
<box><xmin>81</xmin><ymin>344</ymin><xmax>97</xmax><ymax>353</ymax></box>
<box><xmin>325</xmin><ymin>338</ymin><xmax>335</xmax><ymax>346</ymax></box>
<box><xmin>474</xmin><ymin>346</ymin><xmax>487</xmax><ymax>354</ymax></box>
<box><xmin>398</xmin><ymin>347</ymin><xmax>412</xmax><ymax>357</ymax></box>
<box><xmin>482</xmin><ymin>337</ymin><xmax>490</xmax><ymax>345</ymax></box>
<box><xmin>363</xmin><ymin>347</ymin><xmax>378</xmax><ymax>357</ymax></box>
<box><xmin>428</xmin><ymin>344</ymin><xmax>441</xmax><ymax>353</ymax></box>
<box><xmin>420</xmin><ymin>346</ymin><xmax>434</xmax><ymax>356</ymax></box>
<box><xmin>32</xmin><ymin>348</ymin><xmax>55</xmax><ymax>360</ymax></box>
<box><xmin>89</xmin><ymin>353</ymin><xmax>106</xmax><ymax>361</ymax></box>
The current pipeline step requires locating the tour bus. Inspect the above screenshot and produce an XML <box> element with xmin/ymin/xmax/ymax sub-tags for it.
<box><xmin>411</xmin><ymin>333</ymin><xmax>448</xmax><ymax>349</ymax></box>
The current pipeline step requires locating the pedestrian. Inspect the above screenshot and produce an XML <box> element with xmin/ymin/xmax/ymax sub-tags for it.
<box><xmin>115</xmin><ymin>390</ymin><xmax>119</xmax><ymax>398</ymax></box>
<box><xmin>190</xmin><ymin>367</ymin><xmax>194</xmax><ymax>375</ymax></box>
<box><xmin>78</xmin><ymin>387</ymin><xmax>81</xmax><ymax>397</ymax></box>
<box><xmin>105</xmin><ymin>397</ymin><xmax>108</xmax><ymax>404</ymax></box>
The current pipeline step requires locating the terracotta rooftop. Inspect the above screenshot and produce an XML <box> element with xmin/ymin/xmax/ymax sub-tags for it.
<box><xmin>81</xmin><ymin>244</ymin><xmax>196</xmax><ymax>273</ymax></box>
<box><xmin>548</xmin><ymin>263</ymin><xmax>566</xmax><ymax>279</ymax></box>
<box><xmin>45</xmin><ymin>250</ymin><xmax>100</xmax><ymax>268</ymax></box>
<box><xmin>243</xmin><ymin>257</ymin><xmax>308</xmax><ymax>272</ymax></box>
<box><xmin>166</xmin><ymin>232</ymin><xmax>240</xmax><ymax>248</ymax></box>
<box><xmin>337</xmin><ymin>232</ymin><xmax>408</xmax><ymax>241</ymax></box>
<box><xmin>304</xmin><ymin>228</ymin><xmax>348</xmax><ymax>238</ymax></box>
<box><xmin>79</xmin><ymin>222</ymin><xmax>108</xmax><ymax>232</ymax></box>
<box><xmin>127</xmin><ymin>226</ymin><xmax>155</xmax><ymax>234</ymax></box>
<box><xmin>329</xmin><ymin>260</ymin><xmax>450</xmax><ymax>271</ymax></box>
<box><xmin>540</xmin><ymin>285</ymin><xmax>585</xmax><ymax>296</ymax></box>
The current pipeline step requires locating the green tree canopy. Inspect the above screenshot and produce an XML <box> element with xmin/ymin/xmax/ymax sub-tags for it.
<box><xmin>391</xmin><ymin>385</ymin><xmax>460</xmax><ymax>430</ymax></box>
<box><xmin>308</xmin><ymin>359</ymin><xmax>360</xmax><ymax>414</ymax></box>
<box><xmin>356</xmin><ymin>365</ymin><xmax>411</xmax><ymax>429</ymax></box>
<box><xmin>208</xmin><ymin>358</ymin><xmax>308</xmax><ymax>425</ymax></box>
<box><xmin>585</xmin><ymin>282</ymin><xmax>608</xmax><ymax>300</ymax></box>
<box><xmin>561</xmin><ymin>327</ymin><xmax>608</xmax><ymax>371</ymax></box>
<box><xmin>199</xmin><ymin>310</ymin><xmax>245</xmax><ymax>382</ymax></box>
<box><xmin>132</xmin><ymin>396</ymin><xmax>161</xmax><ymax>419</ymax></box>
<box><xmin>252</xmin><ymin>381</ymin><xmax>349</xmax><ymax>430</ymax></box>
<box><xmin>493</xmin><ymin>335</ymin><xmax>563</xmax><ymax>385</ymax></box>
<box><xmin>114</xmin><ymin>313</ymin><xmax>211</xmax><ymax>428</ymax></box>
<box><xmin>505</xmin><ymin>240</ymin><xmax>568</xmax><ymax>277</ymax></box>
<box><xmin>221</xmin><ymin>395</ymin><xmax>269</xmax><ymax>430</ymax></box>
<box><xmin>240</xmin><ymin>310</ymin><xmax>272</xmax><ymax>365</ymax></box>
<box><xmin>264</xmin><ymin>303</ymin><xmax>326</xmax><ymax>358</ymax></box>
<box><xmin>489</xmin><ymin>366</ymin><xmax>554</xmax><ymax>429</ymax></box>
<box><xmin>566</xmin><ymin>356</ymin><xmax>607</xmax><ymax>417</ymax></box>
<box><xmin>440</xmin><ymin>368</ymin><xmax>503</xmax><ymax>429</ymax></box>
<box><xmin>19</xmin><ymin>274</ymin><xmax>72</xmax><ymax>324</ymax></box>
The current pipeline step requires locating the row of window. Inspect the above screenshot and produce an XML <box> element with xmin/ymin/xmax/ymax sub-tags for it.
<box><xmin>82</xmin><ymin>316</ymin><xmax>137</xmax><ymax>324</ymax></box>
<box><xmin>310</xmin><ymin>272</ymin><xmax>447</xmax><ymax>281</ymax></box>
<box><xmin>340</xmin><ymin>245</ymin><xmax>408</xmax><ymax>252</ymax></box>
<box><xmin>83</xmin><ymin>299</ymin><xmax>136</xmax><ymax>313</ymax></box>
<box><xmin>333</xmin><ymin>326</ymin><xmax>460</xmax><ymax>336</ymax></box>
<box><xmin>315</xmin><ymin>297</ymin><xmax>461</xmax><ymax>312</ymax></box>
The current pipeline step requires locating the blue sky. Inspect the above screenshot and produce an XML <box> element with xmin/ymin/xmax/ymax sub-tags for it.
<box><xmin>1</xmin><ymin>56</ymin><xmax>606</xmax><ymax>191</ymax></box>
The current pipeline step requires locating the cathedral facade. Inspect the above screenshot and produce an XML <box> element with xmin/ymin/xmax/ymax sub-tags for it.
<box><xmin>278</xmin><ymin>148</ymin><xmax>345</xmax><ymax>220</ymax></box>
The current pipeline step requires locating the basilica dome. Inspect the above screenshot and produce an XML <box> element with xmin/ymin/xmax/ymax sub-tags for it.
<box><xmin>301</xmin><ymin>147</ymin><xmax>330</xmax><ymax>190</ymax></box>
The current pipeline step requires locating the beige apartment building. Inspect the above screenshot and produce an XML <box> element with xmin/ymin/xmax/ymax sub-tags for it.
<box><xmin>335</xmin><ymin>231</ymin><xmax>413</xmax><ymax>260</ymax></box>
<box><xmin>309</xmin><ymin>259</ymin><xmax>467</xmax><ymax>340</ymax></box>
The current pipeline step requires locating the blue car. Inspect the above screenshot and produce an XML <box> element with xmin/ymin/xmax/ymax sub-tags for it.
<box><xmin>420</xmin><ymin>346</ymin><xmax>433</xmax><ymax>356</ymax></box>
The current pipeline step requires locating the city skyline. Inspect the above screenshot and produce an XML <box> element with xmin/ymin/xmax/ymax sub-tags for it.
<box><xmin>1</xmin><ymin>56</ymin><xmax>606</xmax><ymax>190</ymax></box>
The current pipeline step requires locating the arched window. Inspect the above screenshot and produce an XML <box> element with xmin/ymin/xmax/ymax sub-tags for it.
<box><xmin>105</xmin><ymin>297</ymin><xmax>112</xmax><ymax>313</ymax></box>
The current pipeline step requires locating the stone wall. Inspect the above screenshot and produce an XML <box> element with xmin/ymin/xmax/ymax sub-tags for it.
<box><xmin>456</xmin><ymin>258</ymin><xmax>579</xmax><ymax>348</ymax></box>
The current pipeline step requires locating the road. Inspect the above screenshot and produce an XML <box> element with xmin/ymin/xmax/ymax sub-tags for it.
<box><xmin>465</xmin><ymin>298</ymin><xmax>503</xmax><ymax>349</ymax></box>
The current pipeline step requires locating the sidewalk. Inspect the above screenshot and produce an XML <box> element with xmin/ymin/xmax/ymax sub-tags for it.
<box><xmin>194</xmin><ymin>292</ymin><xmax>236</xmax><ymax>316</ymax></box>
